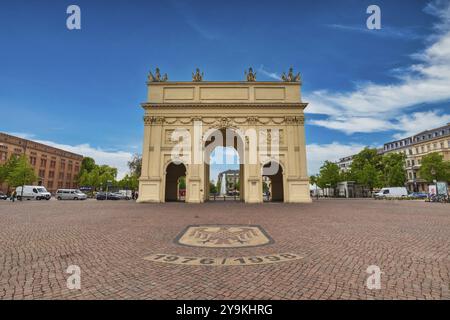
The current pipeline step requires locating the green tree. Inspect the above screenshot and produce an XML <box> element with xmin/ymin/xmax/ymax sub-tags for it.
<box><xmin>118</xmin><ymin>174</ymin><xmax>139</xmax><ymax>190</ymax></box>
<box><xmin>262</xmin><ymin>181</ymin><xmax>269</xmax><ymax>193</ymax></box>
<box><xmin>418</xmin><ymin>152</ymin><xmax>450</xmax><ymax>182</ymax></box>
<box><xmin>178</xmin><ymin>176</ymin><xmax>186</xmax><ymax>189</ymax></box>
<box><xmin>5</xmin><ymin>155</ymin><xmax>37</xmax><ymax>188</ymax></box>
<box><xmin>209</xmin><ymin>181</ymin><xmax>217</xmax><ymax>194</ymax></box>
<box><xmin>350</xmin><ymin>148</ymin><xmax>383</xmax><ymax>190</ymax></box>
<box><xmin>316</xmin><ymin>161</ymin><xmax>341</xmax><ymax>189</ymax></box>
<box><xmin>128</xmin><ymin>153</ymin><xmax>142</xmax><ymax>177</ymax></box>
<box><xmin>80</xmin><ymin>157</ymin><xmax>96</xmax><ymax>173</ymax></box>
<box><xmin>381</xmin><ymin>152</ymin><xmax>406</xmax><ymax>187</ymax></box>
<box><xmin>309</xmin><ymin>175</ymin><xmax>317</xmax><ymax>185</ymax></box>
<box><xmin>357</xmin><ymin>163</ymin><xmax>382</xmax><ymax>191</ymax></box>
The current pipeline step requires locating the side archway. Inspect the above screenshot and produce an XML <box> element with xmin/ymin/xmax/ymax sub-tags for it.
<box><xmin>164</xmin><ymin>162</ymin><xmax>187</xmax><ymax>202</ymax></box>
<box><xmin>262</xmin><ymin>161</ymin><xmax>284</xmax><ymax>202</ymax></box>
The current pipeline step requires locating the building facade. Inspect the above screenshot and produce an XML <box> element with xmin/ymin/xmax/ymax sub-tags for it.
<box><xmin>383</xmin><ymin>123</ymin><xmax>450</xmax><ymax>192</ymax></box>
<box><xmin>336</xmin><ymin>155</ymin><xmax>354</xmax><ymax>172</ymax></box>
<box><xmin>217</xmin><ymin>169</ymin><xmax>240</xmax><ymax>195</ymax></box>
<box><xmin>138</xmin><ymin>69</ymin><xmax>311</xmax><ymax>203</ymax></box>
<box><xmin>0</xmin><ymin>132</ymin><xmax>83</xmax><ymax>194</ymax></box>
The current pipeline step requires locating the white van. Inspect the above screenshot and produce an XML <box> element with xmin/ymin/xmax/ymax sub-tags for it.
<box><xmin>374</xmin><ymin>187</ymin><xmax>408</xmax><ymax>199</ymax></box>
<box><xmin>56</xmin><ymin>189</ymin><xmax>87</xmax><ymax>200</ymax></box>
<box><xmin>15</xmin><ymin>186</ymin><xmax>51</xmax><ymax>200</ymax></box>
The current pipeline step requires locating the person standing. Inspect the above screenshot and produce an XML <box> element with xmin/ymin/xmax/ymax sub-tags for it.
<box><xmin>11</xmin><ymin>190</ymin><xmax>16</xmax><ymax>202</ymax></box>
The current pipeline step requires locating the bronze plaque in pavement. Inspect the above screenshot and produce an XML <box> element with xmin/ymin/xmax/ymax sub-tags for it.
<box><xmin>175</xmin><ymin>225</ymin><xmax>274</xmax><ymax>248</ymax></box>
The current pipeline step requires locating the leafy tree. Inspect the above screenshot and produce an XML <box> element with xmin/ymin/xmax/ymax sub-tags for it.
<box><xmin>309</xmin><ymin>175</ymin><xmax>317</xmax><ymax>185</ymax></box>
<box><xmin>262</xmin><ymin>181</ymin><xmax>269</xmax><ymax>193</ymax></box>
<box><xmin>316</xmin><ymin>161</ymin><xmax>341</xmax><ymax>189</ymax></box>
<box><xmin>118</xmin><ymin>174</ymin><xmax>139</xmax><ymax>190</ymax></box>
<box><xmin>80</xmin><ymin>157</ymin><xmax>96</xmax><ymax>173</ymax></box>
<box><xmin>356</xmin><ymin>163</ymin><xmax>382</xmax><ymax>191</ymax></box>
<box><xmin>418</xmin><ymin>152</ymin><xmax>450</xmax><ymax>182</ymax></box>
<box><xmin>0</xmin><ymin>155</ymin><xmax>18</xmax><ymax>183</ymax></box>
<box><xmin>6</xmin><ymin>155</ymin><xmax>37</xmax><ymax>188</ymax></box>
<box><xmin>209</xmin><ymin>181</ymin><xmax>217</xmax><ymax>194</ymax></box>
<box><xmin>381</xmin><ymin>152</ymin><xmax>406</xmax><ymax>187</ymax></box>
<box><xmin>350</xmin><ymin>148</ymin><xmax>383</xmax><ymax>190</ymax></box>
<box><xmin>178</xmin><ymin>176</ymin><xmax>186</xmax><ymax>189</ymax></box>
<box><xmin>128</xmin><ymin>153</ymin><xmax>142</xmax><ymax>177</ymax></box>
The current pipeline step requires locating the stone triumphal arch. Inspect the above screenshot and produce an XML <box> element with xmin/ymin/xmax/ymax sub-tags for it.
<box><xmin>137</xmin><ymin>68</ymin><xmax>311</xmax><ymax>203</ymax></box>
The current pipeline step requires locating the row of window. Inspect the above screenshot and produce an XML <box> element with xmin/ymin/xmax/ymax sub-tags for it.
<box><xmin>384</xmin><ymin>130</ymin><xmax>450</xmax><ymax>151</ymax></box>
<box><xmin>45</xmin><ymin>181</ymin><xmax>78</xmax><ymax>189</ymax></box>
<box><xmin>393</xmin><ymin>140</ymin><xmax>450</xmax><ymax>156</ymax></box>
<box><xmin>38</xmin><ymin>170</ymin><xmax>74</xmax><ymax>180</ymax></box>
<box><xmin>29</xmin><ymin>156</ymin><xmax>79</xmax><ymax>172</ymax></box>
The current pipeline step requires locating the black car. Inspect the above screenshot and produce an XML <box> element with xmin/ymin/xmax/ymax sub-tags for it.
<box><xmin>96</xmin><ymin>192</ymin><xmax>121</xmax><ymax>200</ymax></box>
<box><xmin>0</xmin><ymin>192</ymin><xmax>7</xmax><ymax>200</ymax></box>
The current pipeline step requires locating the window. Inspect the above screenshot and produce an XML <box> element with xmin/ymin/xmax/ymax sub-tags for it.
<box><xmin>412</xmin><ymin>160</ymin><xmax>415</xmax><ymax>166</ymax></box>
<box><xmin>66</xmin><ymin>173</ymin><xmax>72</xmax><ymax>180</ymax></box>
<box><xmin>40</xmin><ymin>159</ymin><xmax>47</xmax><ymax>167</ymax></box>
<box><xmin>47</xmin><ymin>181</ymin><xmax>53</xmax><ymax>188</ymax></box>
<box><xmin>0</xmin><ymin>151</ymin><xmax>6</xmax><ymax>161</ymax></box>
<box><xmin>48</xmin><ymin>171</ymin><xmax>54</xmax><ymax>178</ymax></box>
<box><xmin>30</xmin><ymin>156</ymin><xmax>36</xmax><ymax>165</ymax></box>
<box><xmin>39</xmin><ymin>169</ymin><xmax>45</xmax><ymax>178</ymax></box>
<box><xmin>50</xmin><ymin>160</ymin><xmax>56</xmax><ymax>168</ymax></box>
<box><xmin>68</xmin><ymin>164</ymin><xmax>73</xmax><ymax>171</ymax></box>
<box><xmin>59</xmin><ymin>172</ymin><xmax>64</xmax><ymax>180</ymax></box>
<box><xmin>440</xmin><ymin>142</ymin><xmax>444</xmax><ymax>149</ymax></box>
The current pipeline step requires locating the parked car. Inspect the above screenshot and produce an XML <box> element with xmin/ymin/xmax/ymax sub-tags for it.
<box><xmin>374</xmin><ymin>187</ymin><xmax>408</xmax><ymax>199</ymax></box>
<box><xmin>56</xmin><ymin>189</ymin><xmax>87</xmax><ymax>200</ymax></box>
<box><xmin>0</xmin><ymin>192</ymin><xmax>8</xmax><ymax>200</ymax></box>
<box><xmin>111</xmin><ymin>192</ymin><xmax>129</xmax><ymax>200</ymax></box>
<box><xmin>15</xmin><ymin>186</ymin><xmax>51</xmax><ymax>200</ymax></box>
<box><xmin>96</xmin><ymin>192</ymin><xmax>121</xmax><ymax>200</ymax></box>
<box><xmin>408</xmin><ymin>192</ymin><xmax>428</xmax><ymax>199</ymax></box>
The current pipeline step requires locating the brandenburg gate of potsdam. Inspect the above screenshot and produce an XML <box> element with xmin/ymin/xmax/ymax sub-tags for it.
<box><xmin>137</xmin><ymin>67</ymin><xmax>311</xmax><ymax>204</ymax></box>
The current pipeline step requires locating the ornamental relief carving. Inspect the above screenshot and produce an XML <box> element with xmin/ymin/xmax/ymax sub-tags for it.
<box><xmin>144</xmin><ymin>115</ymin><xmax>304</xmax><ymax>126</ymax></box>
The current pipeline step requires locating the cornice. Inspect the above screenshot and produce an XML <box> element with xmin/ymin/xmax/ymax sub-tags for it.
<box><xmin>141</xmin><ymin>102</ymin><xmax>308</xmax><ymax>110</ymax></box>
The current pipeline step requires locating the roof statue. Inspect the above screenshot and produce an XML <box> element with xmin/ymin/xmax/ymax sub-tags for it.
<box><xmin>192</xmin><ymin>68</ymin><xmax>204</xmax><ymax>82</ymax></box>
<box><xmin>148</xmin><ymin>68</ymin><xmax>168</xmax><ymax>82</ymax></box>
<box><xmin>245</xmin><ymin>67</ymin><xmax>257</xmax><ymax>81</ymax></box>
<box><xmin>281</xmin><ymin>67</ymin><xmax>301</xmax><ymax>82</ymax></box>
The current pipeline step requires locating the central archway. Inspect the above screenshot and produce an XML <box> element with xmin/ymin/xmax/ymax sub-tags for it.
<box><xmin>203</xmin><ymin>128</ymin><xmax>245</xmax><ymax>201</ymax></box>
<box><xmin>165</xmin><ymin>162</ymin><xmax>187</xmax><ymax>202</ymax></box>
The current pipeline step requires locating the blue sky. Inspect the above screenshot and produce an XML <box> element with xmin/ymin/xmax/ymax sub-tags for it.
<box><xmin>1</xmin><ymin>0</ymin><xmax>449</xmax><ymax>180</ymax></box>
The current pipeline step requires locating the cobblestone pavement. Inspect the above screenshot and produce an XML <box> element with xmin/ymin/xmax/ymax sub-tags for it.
<box><xmin>0</xmin><ymin>199</ymin><xmax>449</xmax><ymax>300</ymax></box>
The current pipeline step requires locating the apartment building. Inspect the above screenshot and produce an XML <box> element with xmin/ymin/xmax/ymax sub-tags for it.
<box><xmin>382</xmin><ymin>123</ymin><xmax>450</xmax><ymax>192</ymax></box>
<box><xmin>0</xmin><ymin>132</ymin><xmax>83</xmax><ymax>194</ymax></box>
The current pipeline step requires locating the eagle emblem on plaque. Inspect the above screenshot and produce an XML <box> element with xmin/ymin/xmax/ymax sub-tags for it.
<box><xmin>176</xmin><ymin>225</ymin><xmax>273</xmax><ymax>248</ymax></box>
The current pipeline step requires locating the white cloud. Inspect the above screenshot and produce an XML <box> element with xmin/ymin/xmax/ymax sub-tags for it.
<box><xmin>306</xmin><ymin>142</ymin><xmax>366</xmax><ymax>175</ymax></box>
<box><xmin>306</xmin><ymin>0</ymin><xmax>450</xmax><ymax>137</ymax></box>
<box><xmin>257</xmin><ymin>65</ymin><xmax>282</xmax><ymax>81</ymax></box>
<box><xmin>309</xmin><ymin>117</ymin><xmax>396</xmax><ymax>134</ymax></box>
<box><xmin>393</xmin><ymin>110</ymin><xmax>450</xmax><ymax>139</ymax></box>
<box><xmin>33</xmin><ymin>139</ymin><xmax>133</xmax><ymax>180</ymax></box>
